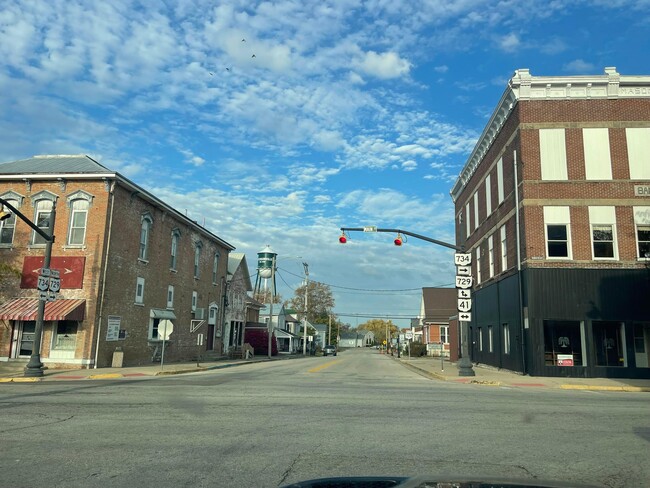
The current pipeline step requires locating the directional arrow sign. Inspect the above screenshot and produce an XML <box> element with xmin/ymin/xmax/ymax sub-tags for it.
<box><xmin>456</xmin><ymin>266</ymin><xmax>471</xmax><ymax>276</ymax></box>
<box><xmin>454</xmin><ymin>253</ymin><xmax>472</xmax><ymax>266</ymax></box>
<box><xmin>458</xmin><ymin>289</ymin><xmax>471</xmax><ymax>299</ymax></box>
<box><xmin>458</xmin><ymin>312</ymin><xmax>472</xmax><ymax>321</ymax></box>
<box><xmin>455</xmin><ymin>276</ymin><xmax>473</xmax><ymax>289</ymax></box>
<box><xmin>458</xmin><ymin>298</ymin><xmax>472</xmax><ymax>312</ymax></box>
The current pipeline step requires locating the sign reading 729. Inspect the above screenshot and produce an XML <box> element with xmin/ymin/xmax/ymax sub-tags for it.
<box><xmin>455</xmin><ymin>276</ymin><xmax>473</xmax><ymax>289</ymax></box>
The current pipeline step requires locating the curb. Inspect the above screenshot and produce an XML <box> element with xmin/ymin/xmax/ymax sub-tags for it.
<box><xmin>560</xmin><ymin>384</ymin><xmax>650</xmax><ymax>393</ymax></box>
<box><xmin>0</xmin><ymin>377</ymin><xmax>42</xmax><ymax>383</ymax></box>
<box><xmin>398</xmin><ymin>360</ymin><xmax>447</xmax><ymax>381</ymax></box>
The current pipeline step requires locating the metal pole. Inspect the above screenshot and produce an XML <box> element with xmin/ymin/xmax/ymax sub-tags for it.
<box><xmin>160</xmin><ymin>321</ymin><xmax>168</xmax><ymax>370</ymax></box>
<box><xmin>302</xmin><ymin>262</ymin><xmax>309</xmax><ymax>356</ymax></box>
<box><xmin>457</xmin><ymin>320</ymin><xmax>475</xmax><ymax>376</ymax></box>
<box><xmin>24</xmin><ymin>204</ymin><xmax>56</xmax><ymax>377</ymax></box>
<box><xmin>328</xmin><ymin>313</ymin><xmax>332</xmax><ymax>345</ymax></box>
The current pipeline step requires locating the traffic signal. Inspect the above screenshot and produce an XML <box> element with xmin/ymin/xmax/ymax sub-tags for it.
<box><xmin>0</xmin><ymin>208</ymin><xmax>11</xmax><ymax>221</ymax></box>
<box><xmin>394</xmin><ymin>233</ymin><xmax>403</xmax><ymax>246</ymax></box>
<box><xmin>338</xmin><ymin>233</ymin><xmax>347</xmax><ymax>244</ymax></box>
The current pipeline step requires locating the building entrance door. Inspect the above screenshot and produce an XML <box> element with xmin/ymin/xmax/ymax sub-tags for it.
<box><xmin>16</xmin><ymin>321</ymin><xmax>36</xmax><ymax>357</ymax></box>
<box><xmin>206</xmin><ymin>324</ymin><xmax>214</xmax><ymax>350</ymax></box>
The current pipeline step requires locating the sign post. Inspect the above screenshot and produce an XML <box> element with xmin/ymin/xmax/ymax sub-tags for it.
<box><xmin>455</xmin><ymin>252</ymin><xmax>475</xmax><ymax>377</ymax></box>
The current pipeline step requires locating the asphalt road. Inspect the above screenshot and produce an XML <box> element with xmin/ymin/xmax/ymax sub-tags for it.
<box><xmin>0</xmin><ymin>348</ymin><xmax>648</xmax><ymax>488</ymax></box>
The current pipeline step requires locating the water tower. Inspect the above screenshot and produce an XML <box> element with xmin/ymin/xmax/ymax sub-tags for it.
<box><xmin>253</xmin><ymin>245</ymin><xmax>277</xmax><ymax>298</ymax></box>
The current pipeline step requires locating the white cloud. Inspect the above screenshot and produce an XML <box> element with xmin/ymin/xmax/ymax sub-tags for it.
<box><xmin>434</xmin><ymin>65</ymin><xmax>449</xmax><ymax>73</ymax></box>
<box><xmin>563</xmin><ymin>59</ymin><xmax>596</xmax><ymax>73</ymax></box>
<box><xmin>498</xmin><ymin>33</ymin><xmax>520</xmax><ymax>52</ymax></box>
<box><xmin>358</xmin><ymin>51</ymin><xmax>411</xmax><ymax>79</ymax></box>
<box><xmin>401</xmin><ymin>160</ymin><xmax>417</xmax><ymax>171</ymax></box>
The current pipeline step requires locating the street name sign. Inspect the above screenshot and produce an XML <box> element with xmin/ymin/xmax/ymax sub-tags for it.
<box><xmin>363</xmin><ymin>226</ymin><xmax>377</xmax><ymax>232</ymax></box>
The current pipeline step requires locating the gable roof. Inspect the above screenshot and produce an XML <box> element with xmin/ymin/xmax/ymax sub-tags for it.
<box><xmin>227</xmin><ymin>253</ymin><xmax>252</xmax><ymax>291</ymax></box>
<box><xmin>422</xmin><ymin>287</ymin><xmax>457</xmax><ymax>323</ymax></box>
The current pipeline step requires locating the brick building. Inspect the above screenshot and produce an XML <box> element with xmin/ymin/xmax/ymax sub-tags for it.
<box><xmin>451</xmin><ymin>68</ymin><xmax>650</xmax><ymax>379</ymax></box>
<box><xmin>417</xmin><ymin>287</ymin><xmax>456</xmax><ymax>357</ymax></box>
<box><xmin>0</xmin><ymin>155</ymin><xmax>234</xmax><ymax>368</ymax></box>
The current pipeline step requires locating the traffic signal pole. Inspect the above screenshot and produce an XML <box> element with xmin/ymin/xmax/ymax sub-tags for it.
<box><xmin>339</xmin><ymin>226</ymin><xmax>474</xmax><ymax>376</ymax></box>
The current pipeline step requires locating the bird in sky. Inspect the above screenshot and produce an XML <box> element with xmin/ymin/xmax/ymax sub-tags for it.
<box><xmin>242</xmin><ymin>38</ymin><xmax>246</xmax><ymax>42</ymax></box>
<box><xmin>251</xmin><ymin>54</ymin><xmax>256</xmax><ymax>58</ymax></box>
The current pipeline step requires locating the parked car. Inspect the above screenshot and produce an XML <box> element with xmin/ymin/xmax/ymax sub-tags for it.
<box><xmin>323</xmin><ymin>345</ymin><xmax>337</xmax><ymax>356</ymax></box>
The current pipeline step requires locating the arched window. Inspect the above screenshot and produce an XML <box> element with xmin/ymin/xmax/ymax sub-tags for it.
<box><xmin>32</xmin><ymin>199</ymin><xmax>54</xmax><ymax>245</ymax></box>
<box><xmin>68</xmin><ymin>199</ymin><xmax>89</xmax><ymax>245</ymax></box>
<box><xmin>194</xmin><ymin>241</ymin><xmax>203</xmax><ymax>278</ymax></box>
<box><xmin>212</xmin><ymin>252</ymin><xmax>220</xmax><ymax>284</ymax></box>
<box><xmin>170</xmin><ymin>229</ymin><xmax>181</xmax><ymax>270</ymax></box>
<box><xmin>0</xmin><ymin>198</ymin><xmax>18</xmax><ymax>245</ymax></box>
<box><xmin>139</xmin><ymin>213</ymin><xmax>153</xmax><ymax>261</ymax></box>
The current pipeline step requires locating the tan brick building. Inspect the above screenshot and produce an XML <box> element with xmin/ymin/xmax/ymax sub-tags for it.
<box><xmin>0</xmin><ymin>155</ymin><xmax>234</xmax><ymax>368</ymax></box>
<box><xmin>451</xmin><ymin>68</ymin><xmax>650</xmax><ymax>378</ymax></box>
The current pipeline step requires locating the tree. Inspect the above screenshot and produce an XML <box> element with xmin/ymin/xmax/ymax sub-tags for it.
<box><xmin>358</xmin><ymin>318</ymin><xmax>399</xmax><ymax>345</ymax></box>
<box><xmin>0</xmin><ymin>262</ymin><xmax>21</xmax><ymax>303</ymax></box>
<box><xmin>253</xmin><ymin>290</ymin><xmax>283</xmax><ymax>305</ymax></box>
<box><xmin>288</xmin><ymin>281</ymin><xmax>334</xmax><ymax>323</ymax></box>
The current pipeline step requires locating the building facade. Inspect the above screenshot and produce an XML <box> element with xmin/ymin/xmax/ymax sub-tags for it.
<box><xmin>0</xmin><ymin>155</ymin><xmax>234</xmax><ymax>368</ymax></box>
<box><xmin>451</xmin><ymin>68</ymin><xmax>650</xmax><ymax>378</ymax></box>
<box><xmin>418</xmin><ymin>287</ymin><xmax>456</xmax><ymax>357</ymax></box>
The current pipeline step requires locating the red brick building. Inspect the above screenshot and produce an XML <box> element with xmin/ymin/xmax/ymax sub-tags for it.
<box><xmin>0</xmin><ymin>155</ymin><xmax>234</xmax><ymax>368</ymax></box>
<box><xmin>451</xmin><ymin>68</ymin><xmax>650</xmax><ymax>378</ymax></box>
<box><xmin>418</xmin><ymin>287</ymin><xmax>456</xmax><ymax>357</ymax></box>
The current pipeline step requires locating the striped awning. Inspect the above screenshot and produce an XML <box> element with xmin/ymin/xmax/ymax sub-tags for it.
<box><xmin>0</xmin><ymin>298</ymin><xmax>86</xmax><ymax>321</ymax></box>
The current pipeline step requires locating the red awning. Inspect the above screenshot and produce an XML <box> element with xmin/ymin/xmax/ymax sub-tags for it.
<box><xmin>0</xmin><ymin>298</ymin><xmax>86</xmax><ymax>321</ymax></box>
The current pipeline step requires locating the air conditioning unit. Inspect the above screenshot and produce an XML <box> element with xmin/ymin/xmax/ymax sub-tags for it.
<box><xmin>194</xmin><ymin>308</ymin><xmax>206</xmax><ymax>320</ymax></box>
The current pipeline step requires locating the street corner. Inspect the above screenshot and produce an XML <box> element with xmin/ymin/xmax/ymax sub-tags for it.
<box><xmin>87</xmin><ymin>373</ymin><xmax>125</xmax><ymax>380</ymax></box>
<box><xmin>155</xmin><ymin>367</ymin><xmax>208</xmax><ymax>376</ymax></box>
<box><xmin>468</xmin><ymin>379</ymin><xmax>501</xmax><ymax>387</ymax></box>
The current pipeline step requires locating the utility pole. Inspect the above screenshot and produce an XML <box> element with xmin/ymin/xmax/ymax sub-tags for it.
<box><xmin>302</xmin><ymin>262</ymin><xmax>309</xmax><ymax>355</ymax></box>
<box><xmin>328</xmin><ymin>313</ymin><xmax>331</xmax><ymax>345</ymax></box>
<box><xmin>267</xmin><ymin>255</ymin><xmax>276</xmax><ymax>359</ymax></box>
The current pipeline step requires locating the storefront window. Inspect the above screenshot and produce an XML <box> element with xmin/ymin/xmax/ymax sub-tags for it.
<box><xmin>633</xmin><ymin>323</ymin><xmax>649</xmax><ymax>368</ymax></box>
<box><xmin>593</xmin><ymin>321</ymin><xmax>626</xmax><ymax>367</ymax></box>
<box><xmin>543</xmin><ymin>320</ymin><xmax>584</xmax><ymax>366</ymax></box>
<box><xmin>53</xmin><ymin>321</ymin><xmax>78</xmax><ymax>350</ymax></box>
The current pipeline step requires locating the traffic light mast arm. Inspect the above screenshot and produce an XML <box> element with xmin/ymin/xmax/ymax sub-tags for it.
<box><xmin>340</xmin><ymin>227</ymin><xmax>464</xmax><ymax>252</ymax></box>
<box><xmin>0</xmin><ymin>197</ymin><xmax>54</xmax><ymax>243</ymax></box>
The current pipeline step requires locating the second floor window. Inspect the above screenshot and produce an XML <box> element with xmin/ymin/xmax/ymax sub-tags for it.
<box><xmin>170</xmin><ymin>230</ymin><xmax>180</xmax><ymax>270</ymax></box>
<box><xmin>139</xmin><ymin>214</ymin><xmax>152</xmax><ymax>261</ymax></box>
<box><xmin>68</xmin><ymin>199</ymin><xmax>89</xmax><ymax>246</ymax></box>
<box><xmin>32</xmin><ymin>199</ymin><xmax>53</xmax><ymax>245</ymax></box>
<box><xmin>212</xmin><ymin>252</ymin><xmax>219</xmax><ymax>284</ymax></box>
<box><xmin>0</xmin><ymin>199</ymin><xmax>18</xmax><ymax>245</ymax></box>
<box><xmin>194</xmin><ymin>242</ymin><xmax>202</xmax><ymax>278</ymax></box>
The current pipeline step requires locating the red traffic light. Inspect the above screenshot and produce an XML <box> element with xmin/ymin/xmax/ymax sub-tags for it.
<box><xmin>394</xmin><ymin>233</ymin><xmax>403</xmax><ymax>246</ymax></box>
<box><xmin>339</xmin><ymin>234</ymin><xmax>347</xmax><ymax>244</ymax></box>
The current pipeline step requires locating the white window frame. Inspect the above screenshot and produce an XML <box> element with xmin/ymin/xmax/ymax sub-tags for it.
<box><xmin>473</xmin><ymin>191</ymin><xmax>479</xmax><ymax>230</ymax></box>
<box><xmin>497</xmin><ymin>157</ymin><xmax>504</xmax><ymax>204</ymax></box>
<box><xmin>503</xmin><ymin>323</ymin><xmax>510</xmax><ymax>355</ymax></box>
<box><xmin>488</xmin><ymin>235</ymin><xmax>494</xmax><ymax>278</ymax></box>
<box><xmin>478</xmin><ymin>327</ymin><xmax>483</xmax><ymax>351</ymax></box>
<box><xmin>31</xmin><ymin>199</ymin><xmax>54</xmax><ymax>246</ymax></box>
<box><xmin>475</xmin><ymin>246</ymin><xmax>482</xmax><ymax>284</ymax></box>
<box><xmin>192</xmin><ymin>291</ymin><xmax>198</xmax><ymax>312</ymax></box>
<box><xmin>194</xmin><ymin>242</ymin><xmax>202</xmax><ymax>278</ymax></box>
<box><xmin>583</xmin><ymin>128</ymin><xmax>612</xmax><ymax>180</ymax></box>
<box><xmin>167</xmin><ymin>285</ymin><xmax>174</xmax><ymax>309</ymax></box>
<box><xmin>626</xmin><ymin>128</ymin><xmax>650</xmax><ymax>179</ymax></box>
<box><xmin>0</xmin><ymin>198</ymin><xmax>18</xmax><ymax>246</ymax></box>
<box><xmin>135</xmin><ymin>277</ymin><xmax>145</xmax><ymax>304</ymax></box>
<box><xmin>544</xmin><ymin>206</ymin><xmax>572</xmax><ymax>260</ymax></box>
<box><xmin>488</xmin><ymin>325</ymin><xmax>493</xmax><ymax>353</ymax></box>
<box><xmin>485</xmin><ymin>174</ymin><xmax>492</xmax><ymax>216</ymax></box>
<box><xmin>539</xmin><ymin>128</ymin><xmax>568</xmax><ymax>180</ymax></box>
<box><xmin>633</xmin><ymin>207</ymin><xmax>650</xmax><ymax>259</ymax></box>
<box><xmin>465</xmin><ymin>202</ymin><xmax>471</xmax><ymax>236</ymax></box>
<box><xmin>139</xmin><ymin>214</ymin><xmax>153</xmax><ymax>261</ymax></box>
<box><xmin>440</xmin><ymin>326</ymin><xmax>449</xmax><ymax>344</ymax></box>
<box><xmin>170</xmin><ymin>229</ymin><xmax>180</xmax><ymax>270</ymax></box>
<box><xmin>212</xmin><ymin>252</ymin><xmax>220</xmax><ymax>285</ymax></box>
<box><xmin>589</xmin><ymin>206</ymin><xmax>618</xmax><ymax>260</ymax></box>
<box><xmin>67</xmin><ymin>199</ymin><xmax>89</xmax><ymax>246</ymax></box>
<box><xmin>500</xmin><ymin>225</ymin><xmax>507</xmax><ymax>272</ymax></box>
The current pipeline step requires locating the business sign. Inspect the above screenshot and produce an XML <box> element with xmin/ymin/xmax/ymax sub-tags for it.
<box><xmin>106</xmin><ymin>316</ymin><xmax>121</xmax><ymax>341</ymax></box>
<box><xmin>557</xmin><ymin>354</ymin><xmax>574</xmax><ymax>366</ymax></box>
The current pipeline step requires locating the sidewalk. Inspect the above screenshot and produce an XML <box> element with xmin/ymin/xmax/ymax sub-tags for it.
<box><xmin>394</xmin><ymin>355</ymin><xmax>650</xmax><ymax>392</ymax></box>
<box><xmin>0</xmin><ymin>354</ymin><xmax>300</xmax><ymax>383</ymax></box>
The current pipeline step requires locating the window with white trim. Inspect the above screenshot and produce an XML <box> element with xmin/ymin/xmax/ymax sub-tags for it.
<box><xmin>488</xmin><ymin>235</ymin><xmax>494</xmax><ymax>278</ymax></box>
<box><xmin>139</xmin><ymin>214</ymin><xmax>152</xmax><ymax>261</ymax></box>
<box><xmin>135</xmin><ymin>277</ymin><xmax>145</xmax><ymax>304</ymax></box>
<box><xmin>67</xmin><ymin>199</ymin><xmax>89</xmax><ymax>246</ymax></box>
<box><xmin>440</xmin><ymin>326</ymin><xmax>449</xmax><ymax>344</ymax></box>
<box><xmin>194</xmin><ymin>241</ymin><xmax>203</xmax><ymax>278</ymax></box>
<box><xmin>212</xmin><ymin>252</ymin><xmax>220</xmax><ymax>284</ymax></box>
<box><xmin>626</xmin><ymin>128</ymin><xmax>650</xmax><ymax>179</ymax></box>
<box><xmin>170</xmin><ymin>229</ymin><xmax>180</xmax><ymax>270</ymax></box>
<box><xmin>192</xmin><ymin>291</ymin><xmax>198</xmax><ymax>312</ymax></box>
<box><xmin>475</xmin><ymin>246</ymin><xmax>482</xmax><ymax>284</ymax></box>
<box><xmin>503</xmin><ymin>323</ymin><xmax>510</xmax><ymax>355</ymax></box>
<box><xmin>544</xmin><ymin>206</ymin><xmax>572</xmax><ymax>259</ymax></box>
<box><xmin>167</xmin><ymin>285</ymin><xmax>174</xmax><ymax>309</ymax></box>
<box><xmin>465</xmin><ymin>202</ymin><xmax>471</xmax><ymax>236</ymax></box>
<box><xmin>0</xmin><ymin>198</ymin><xmax>18</xmax><ymax>245</ymax></box>
<box><xmin>488</xmin><ymin>325</ymin><xmax>493</xmax><ymax>353</ymax></box>
<box><xmin>473</xmin><ymin>191</ymin><xmax>479</xmax><ymax>230</ymax></box>
<box><xmin>31</xmin><ymin>199</ymin><xmax>54</xmax><ymax>245</ymax></box>
<box><xmin>540</xmin><ymin>128</ymin><xmax>568</xmax><ymax>180</ymax></box>
<box><xmin>583</xmin><ymin>128</ymin><xmax>612</xmax><ymax>180</ymax></box>
<box><xmin>634</xmin><ymin>207</ymin><xmax>650</xmax><ymax>259</ymax></box>
<box><xmin>497</xmin><ymin>157</ymin><xmax>504</xmax><ymax>204</ymax></box>
<box><xmin>500</xmin><ymin>225</ymin><xmax>507</xmax><ymax>272</ymax></box>
<box><xmin>478</xmin><ymin>327</ymin><xmax>483</xmax><ymax>351</ymax></box>
<box><xmin>589</xmin><ymin>206</ymin><xmax>618</xmax><ymax>260</ymax></box>
<box><xmin>485</xmin><ymin>174</ymin><xmax>492</xmax><ymax>216</ymax></box>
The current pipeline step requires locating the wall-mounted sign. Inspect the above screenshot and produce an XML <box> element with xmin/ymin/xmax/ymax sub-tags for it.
<box><xmin>106</xmin><ymin>315</ymin><xmax>121</xmax><ymax>341</ymax></box>
<box><xmin>21</xmin><ymin>256</ymin><xmax>86</xmax><ymax>289</ymax></box>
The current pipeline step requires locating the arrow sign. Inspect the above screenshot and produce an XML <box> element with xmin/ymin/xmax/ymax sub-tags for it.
<box><xmin>458</xmin><ymin>298</ymin><xmax>472</xmax><ymax>312</ymax></box>
<box><xmin>458</xmin><ymin>289</ymin><xmax>471</xmax><ymax>299</ymax></box>
<box><xmin>456</xmin><ymin>266</ymin><xmax>471</xmax><ymax>276</ymax></box>
<box><xmin>459</xmin><ymin>312</ymin><xmax>472</xmax><ymax>321</ymax></box>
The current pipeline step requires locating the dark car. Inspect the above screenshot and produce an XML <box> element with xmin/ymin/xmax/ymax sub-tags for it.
<box><xmin>323</xmin><ymin>345</ymin><xmax>337</xmax><ymax>356</ymax></box>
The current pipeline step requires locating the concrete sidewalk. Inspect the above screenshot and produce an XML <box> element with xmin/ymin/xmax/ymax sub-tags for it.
<box><xmin>0</xmin><ymin>354</ymin><xmax>301</xmax><ymax>383</ymax></box>
<box><xmin>394</xmin><ymin>355</ymin><xmax>650</xmax><ymax>392</ymax></box>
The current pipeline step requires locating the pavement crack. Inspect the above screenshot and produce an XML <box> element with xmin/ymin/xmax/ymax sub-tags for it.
<box><xmin>277</xmin><ymin>453</ymin><xmax>301</xmax><ymax>487</ymax></box>
<box><xmin>0</xmin><ymin>414</ymin><xmax>74</xmax><ymax>434</ymax></box>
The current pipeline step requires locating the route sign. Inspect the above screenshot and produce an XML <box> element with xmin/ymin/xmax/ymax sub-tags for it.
<box><xmin>37</xmin><ymin>275</ymin><xmax>50</xmax><ymax>292</ymax></box>
<box><xmin>454</xmin><ymin>253</ymin><xmax>472</xmax><ymax>266</ymax></box>
<box><xmin>455</xmin><ymin>276</ymin><xmax>473</xmax><ymax>289</ymax></box>
<box><xmin>458</xmin><ymin>289</ymin><xmax>471</xmax><ymax>299</ymax></box>
<box><xmin>405</xmin><ymin>331</ymin><xmax>413</xmax><ymax>340</ymax></box>
<box><xmin>458</xmin><ymin>312</ymin><xmax>472</xmax><ymax>321</ymax></box>
<box><xmin>363</xmin><ymin>226</ymin><xmax>377</xmax><ymax>232</ymax></box>
<box><xmin>457</xmin><ymin>298</ymin><xmax>472</xmax><ymax>312</ymax></box>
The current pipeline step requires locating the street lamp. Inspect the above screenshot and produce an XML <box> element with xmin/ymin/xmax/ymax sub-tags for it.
<box><xmin>338</xmin><ymin>226</ymin><xmax>475</xmax><ymax>377</ymax></box>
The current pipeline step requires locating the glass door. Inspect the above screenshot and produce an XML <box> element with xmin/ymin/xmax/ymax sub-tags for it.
<box><xmin>19</xmin><ymin>321</ymin><xmax>36</xmax><ymax>357</ymax></box>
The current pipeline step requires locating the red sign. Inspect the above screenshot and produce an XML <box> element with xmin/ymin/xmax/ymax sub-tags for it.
<box><xmin>21</xmin><ymin>256</ymin><xmax>86</xmax><ymax>289</ymax></box>
<box><xmin>557</xmin><ymin>354</ymin><xmax>574</xmax><ymax>366</ymax></box>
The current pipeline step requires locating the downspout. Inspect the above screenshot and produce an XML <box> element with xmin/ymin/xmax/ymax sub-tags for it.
<box><xmin>513</xmin><ymin>149</ymin><xmax>527</xmax><ymax>374</ymax></box>
<box><xmin>94</xmin><ymin>180</ymin><xmax>116</xmax><ymax>368</ymax></box>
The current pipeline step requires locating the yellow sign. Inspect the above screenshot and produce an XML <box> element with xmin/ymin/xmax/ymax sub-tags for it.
<box><xmin>383</xmin><ymin>340</ymin><xmax>387</xmax><ymax>345</ymax></box>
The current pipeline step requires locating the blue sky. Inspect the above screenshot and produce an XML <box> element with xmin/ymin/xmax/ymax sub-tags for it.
<box><xmin>1</xmin><ymin>0</ymin><xmax>649</xmax><ymax>326</ymax></box>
